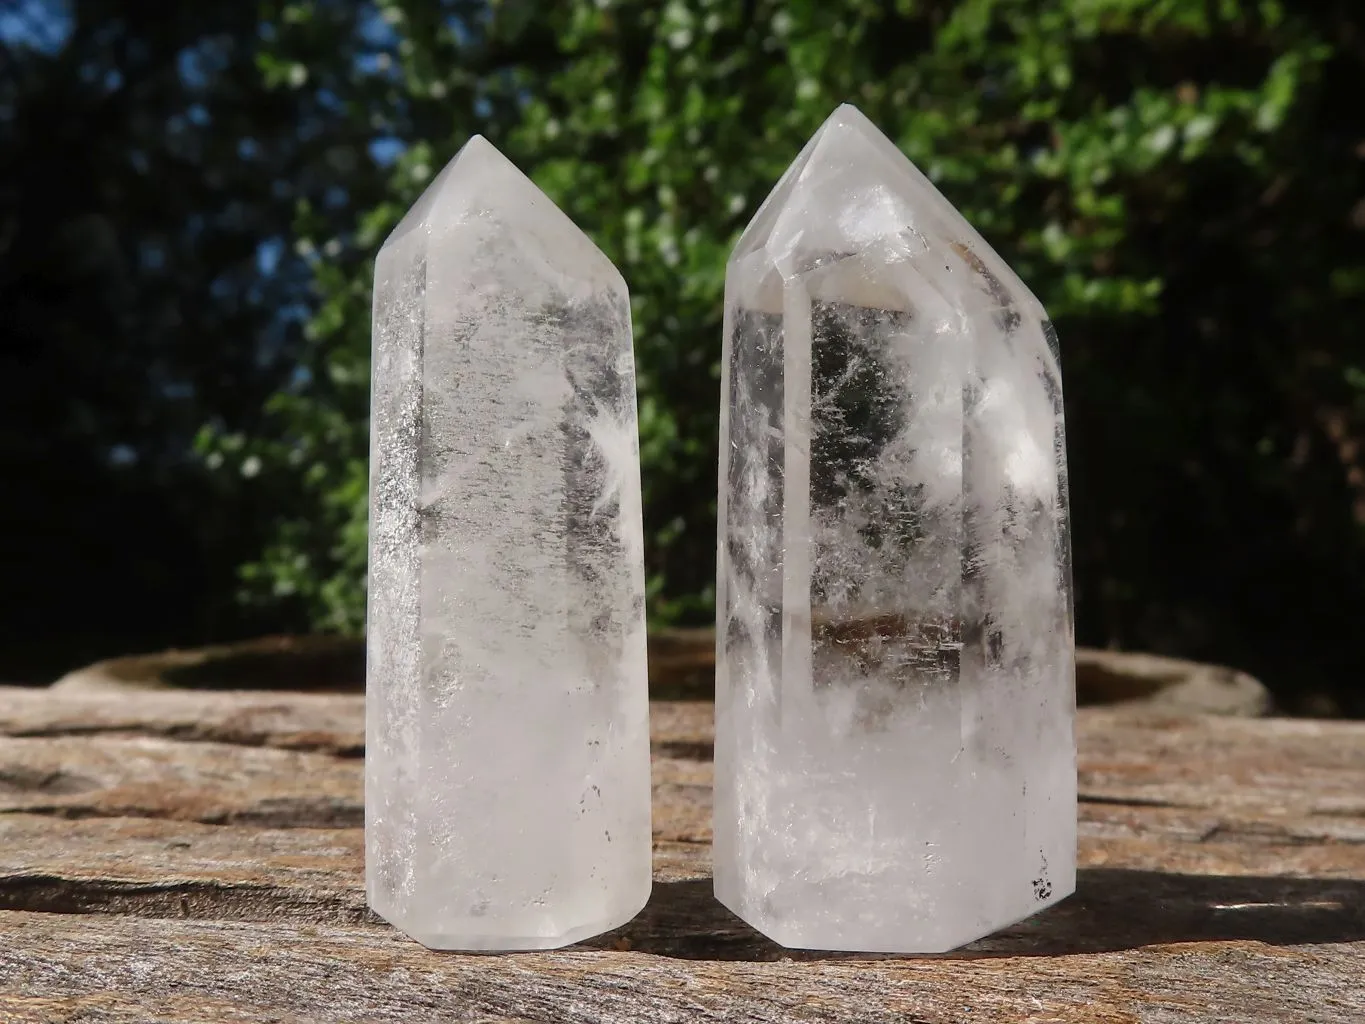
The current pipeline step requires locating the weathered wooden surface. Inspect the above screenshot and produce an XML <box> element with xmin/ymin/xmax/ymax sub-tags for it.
<box><xmin>0</xmin><ymin>688</ymin><xmax>1361</xmax><ymax>1023</ymax></box>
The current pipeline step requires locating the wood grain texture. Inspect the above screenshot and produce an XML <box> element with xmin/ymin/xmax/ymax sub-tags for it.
<box><xmin>0</xmin><ymin>686</ymin><xmax>364</xmax><ymax>754</ymax></box>
<box><xmin>0</xmin><ymin>687</ymin><xmax>1361</xmax><ymax>1023</ymax></box>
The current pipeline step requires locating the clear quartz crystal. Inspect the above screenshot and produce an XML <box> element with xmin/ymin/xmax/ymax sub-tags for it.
<box><xmin>714</xmin><ymin>105</ymin><xmax>1076</xmax><ymax>953</ymax></box>
<box><xmin>365</xmin><ymin>136</ymin><xmax>652</xmax><ymax>951</ymax></box>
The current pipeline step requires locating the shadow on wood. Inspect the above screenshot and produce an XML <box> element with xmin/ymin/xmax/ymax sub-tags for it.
<box><xmin>7</xmin><ymin>867</ymin><xmax>1360</xmax><ymax>961</ymax></box>
<box><xmin>589</xmin><ymin>870</ymin><xmax>1365</xmax><ymax>960</ymax></box>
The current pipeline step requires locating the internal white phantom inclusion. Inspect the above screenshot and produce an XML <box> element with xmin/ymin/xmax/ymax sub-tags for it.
<box><xmin>714</xmin><ymin>104</ymin><xmax>1076</xmax><ymax>953</ymax></box>
<box><xmin>366</xmin><ymin>136</ymin><xmax>652</xmax><ymax>951</ymax></box>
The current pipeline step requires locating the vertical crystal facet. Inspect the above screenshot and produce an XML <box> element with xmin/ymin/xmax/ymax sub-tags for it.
<box><xmin>366</xmin><ymin>136</ymin><xmax>652</xmax><ymax>950</ymax></box>
<box><xmin>714</xmin><ymin>105</ymin><xmax>1076</xmax><ymax>952</ymax></box>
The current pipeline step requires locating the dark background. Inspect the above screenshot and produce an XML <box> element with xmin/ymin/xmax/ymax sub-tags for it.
<box><xmin>2</xmin><ymin>0</ymin><xmax>1362</xmax><ymax>713</ymax></box>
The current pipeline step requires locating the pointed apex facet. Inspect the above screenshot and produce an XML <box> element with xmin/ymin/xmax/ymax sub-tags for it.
<box><xmin>730</xmin><ymin>103</ymin><xmax>1045</xmax><ymax>322</ymax></box>
<box><xmin>441</xmin><ymin>133</ymin><xmax>532</xmax><ymax>192</ymax></box>
<box><xmin>826</xmin><ymin>101</ymin><xmax>890</xmax><ymax>137</ymax></box>
<box><xmin>824</xmin><ymin>102</ymin><xmax>880</xmax><ymax>138</ymax></box>
<box><xmin>379</xmin><ymin>134</ymin><xmax>490</xmax><ymax>251</ymax></box>
<box><xmin>729</xmin><ymin>113</ymin><xmax>837</xmax><ymax>264</ymax></box>
<box><xmin>380</xmin><ymin>135</ymin><xmax>620</xmax><ymax>291</ymax></box>
<box><xmin>459</xmin><ymin>131</ymin><xmax>497</xmax><ymax>156</ymax></box>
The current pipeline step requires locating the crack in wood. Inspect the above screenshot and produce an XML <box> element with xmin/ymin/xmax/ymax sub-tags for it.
<box><xmin>0</xmin><ymin>768</ymin><xmax>100</xmax><ymax>796</ymax></box>
<box><xmin>6</xmin><ymin>724</ymin><xmax>363</xmax><ymax>757</ymax></box>
<box><xmin>1077</xmin><ymin>793</ymin><xmax>1192</xmax><ymax>810</ymax></box>
<box><xmin>0</xmin><ymin>873</ymin><xmax>379</xmax><ymax>926</ymax></box>
<box><xmin>652</xmin><ymin>740</ymin><xmax>715</xmax><ymax>761</ymax></box>
<box><xmin>0</xmin><ymin>798</ymin><xmax>362</xmax><ymax>829</ymax></box>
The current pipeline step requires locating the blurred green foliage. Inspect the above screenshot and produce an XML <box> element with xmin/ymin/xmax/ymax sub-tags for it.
<box><xmin>0</xmin><ymin>1</ymin><xmax>393</xmax><ymax>676</ymax></box>
<box><xmin>195</xmin><ymin>0</ymin><xmax>1364</xmax><ymax>707</ymax></box>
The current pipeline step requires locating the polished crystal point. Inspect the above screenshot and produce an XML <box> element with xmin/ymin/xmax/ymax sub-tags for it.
<box><xmin>714</xmin><ymin>104</ymin><xmax>1076</xmax><ymax>952</ymax></box>
<box><xmin>366</xmin><ymin>135</ymin><xmax>652</xmax><ymax>950</ymax></box>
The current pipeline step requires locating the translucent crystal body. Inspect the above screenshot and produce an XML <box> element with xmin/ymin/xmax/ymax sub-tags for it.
<box><xmin>714</xmin><ymin>105</ymin><xmax>1076</xmax><ymax>952</ymax></box>
<box><xmin>366</xmin><ymin>136</ymin><xmax>652</xmax><ymax>950</ymax></box>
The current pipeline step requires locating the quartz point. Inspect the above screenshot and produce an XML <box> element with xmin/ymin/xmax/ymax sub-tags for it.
<box><xmin>714</xmin><ymin>104</ymin><xmax>1076</xmax><ymax>953</ymax></box>
<box><xmin>365</xmin><ymin>135</ymin><xmax>652</xmax><ymax>951</ymax></box>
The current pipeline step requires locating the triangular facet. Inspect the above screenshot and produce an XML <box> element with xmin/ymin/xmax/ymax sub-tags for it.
<box><xmin>382</xmin><ymin>135</ymin><xmax>620</xmax><ymax>291</ymax></box>
<box><xmin>733</xmin><ymin>104</ymin><xmax>1046</xmax><ymax>324</ymax></box>
<box><xmin>730</xmin><ymin>117</ymin><xmax>836</xmax><ymax>263</ymax></box>
<box><xmin>381</xmin><ymin>134</ymin><xmax>494</xmax><ymax>252</ymax></box>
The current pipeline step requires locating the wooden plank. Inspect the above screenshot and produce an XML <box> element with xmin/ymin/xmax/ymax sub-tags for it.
<box><xmin>0</xmin><ymin>815</ymin><xmax>710</xmax><ymax>925</ymax></box>
<box><xmin>1079</xmin><ymin>710</ymin><xmax>1365</xmax><ymax>816</ymax></box>
<box><xmin>0</xmin><ymin>687</ymin><xmax>364</xmax><ymax>755</ymax></box>
<box><xmin>0</xmin><ymin>688</ymin><xmax>1362</xmax><ymax>1022</ymax></box>
<box><xmin>0</xmin><ymin>735</ymin><xmax>362</xmax><ymax>826</ymax></box>
<box><xmin>2</xmin><ymin>910</ymin><xmax>1361</xmax><ymax>1024</ymax></box>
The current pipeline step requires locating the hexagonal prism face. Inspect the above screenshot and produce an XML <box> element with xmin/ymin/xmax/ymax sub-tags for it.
<box><xmin>714</xmin><ymin>105</ymin><xmax>1075</xmax><ymax>953</ymax></box>
<box><xmin>365</xmin><ymin>136</ymin><xmax>652</xmax><ymax>951</ymax></box>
